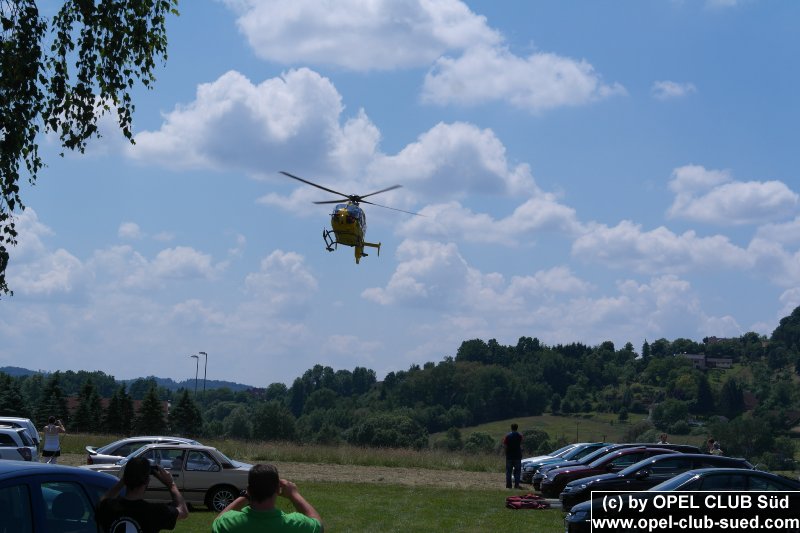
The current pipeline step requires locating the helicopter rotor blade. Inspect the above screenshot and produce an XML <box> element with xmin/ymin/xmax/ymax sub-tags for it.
<box><xmin>280</xmin><ymin>171</ymin><xmax>350</xmax><ymax>200</ymax></box>
<box><xmin>360</xmin><ymin>199</ymin><xmax>424</xmax><ymax>216</ymax></box>
<box><xmin>313</xmin><ymin>200</ymin><xmax>344</xmax><ymax>205</ymax></box>
<box><xmin>358</xmin><ymin>184</ymin><xmax>402</xmax><ymax>200</ymax></box>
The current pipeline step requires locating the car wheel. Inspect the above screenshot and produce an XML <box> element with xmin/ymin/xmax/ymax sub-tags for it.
<box><xmin>206</xmin><ymin>485</ymin><xmax>237</xmax><ymax>512</ymax></box>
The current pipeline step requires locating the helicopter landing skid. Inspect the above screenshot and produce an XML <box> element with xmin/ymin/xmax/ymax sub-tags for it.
<box><xmin>323</xmin><ymin>229</ymin><xmax>337</xmax><ymax>252</ymax></box>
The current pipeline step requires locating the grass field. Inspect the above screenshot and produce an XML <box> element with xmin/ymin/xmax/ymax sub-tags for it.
<box><xmin>63</xmin><ymin>412</ymin><xmax>778</xmax><ymax>532</ymax></box>
<box><xmin>176</xmin><ymin>482</ymin><xmax>565</xmax><ymax>533</ymax></box>
<box><xmin>437</xmin><ymin>412</ymin><xmax>651</xmax><ymax>444</ymax></box>
<box><xmin>66</xmin><ymin>432</ymin><xmax>568</xmax><ymax>531</ymax></box>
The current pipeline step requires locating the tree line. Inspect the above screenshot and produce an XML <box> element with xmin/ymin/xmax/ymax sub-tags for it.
<box><xmin>3</xmin><ymin>306</ymin><xmax>800</xmax><ymax>466</ymax></box>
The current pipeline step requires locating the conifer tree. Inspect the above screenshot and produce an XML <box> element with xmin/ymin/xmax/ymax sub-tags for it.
<box><xmin>0</xmin><ymin>373</ymin><xmax>26</xmax><ymax>416</ymax></box>
<box><xmin>168</xmin><ymin>389</ymin><xmax>203</xmax><ymax>437</ymax></box>
<box><xmin>104</xmin><ymin>387</ymin><xmax>123</xmax><ymax>434</ymax></box>
<box><xmin>134</xmin><ymin>386</ymin><xmax>166</xmax><ymax>434</ymax></box>
<box><xmin>72</xmin><ymin>379</ymin><xmax>103</xmax><ymax>433</ymax></box>
<box><xmin>35</xmin><ymin>372</ymin><xmax>68</xmax><ymax>426</ymax></box>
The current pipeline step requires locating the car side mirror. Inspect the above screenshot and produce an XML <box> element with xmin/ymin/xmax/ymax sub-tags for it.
<box><xmin>635</xmin><ymin>469</ymin><xmax>651</xmax><ymax>480</ymax></box>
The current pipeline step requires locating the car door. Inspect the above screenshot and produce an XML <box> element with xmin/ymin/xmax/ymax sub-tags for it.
<box><xmin>0</xmin><ymin>482</ymin><xmax>34</xmax><ymax>533</ymax></box>
<box><xmin>42</xmin><ymin>480</ymin><xmax>99</xmax><ymax>533</ymax></box>
<box><xmin>137</xmin><ymin>447</ymin><xmax>187</xmax><ymax>503</ymax></box>
<box><xmin>181</xmin><ymin>450</ymin><xmax>223</xmax><ymax>497</ymax></box>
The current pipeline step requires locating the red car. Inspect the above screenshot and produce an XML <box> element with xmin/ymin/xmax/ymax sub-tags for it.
<box><xmin>539</xmin><ymin>447</ymin><xmax>676</xmax><ymax>497</ymax></box>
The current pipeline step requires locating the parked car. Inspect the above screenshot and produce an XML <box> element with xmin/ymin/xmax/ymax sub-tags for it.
<box><xmin>521</xmin><ymin>443</ymin><xmax>610</xmax><ymax>484</ymax></box>
<box><xmin>0</xmin><ymin>425</ymin><xmax>38</xmax><ymax>462</ymax></box>
<box><xmin>82</xmin><ymin>443</ymin><xmax>252</xmax><ymax>511</ymax></box>
<box><xmin>564</xmin><ymin>468</ymin><xmax>800</xmax><ymax>533</ymax></box>
<box><xmin>85</xmin><ymin>435</ymin><xmax>201</xmax><ymax>464</ymax></box>
<box><xmin>521</xmin><ymin>443</ymin><xmax>580</xmax><ymax>466</ymax></box>
<box><xmin>0</xmin><ymin>416</ymin><xmax>39</xmax><ymax>447</ymax></box>
<box><xmin>0</xmin><ymin>460</ymin><xmax>117</xmax><ymax>531</ymax></box>
<box><xmin>540</xmin><ymin>447</ymin><xmax>679</xmax><ymax>497</ymax></box>
<box><xmin>559</xmin><ymin>453</ymin><xmax>754</xmax><ymax>509</ymax></box>
<box><xmin>532</xmin><ymin>442</ymin><xmax>701</xmax><ymax>490</ymax></box>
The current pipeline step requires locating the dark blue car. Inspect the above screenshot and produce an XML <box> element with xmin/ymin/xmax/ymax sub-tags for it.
<box><xmin>0</xmin><ymin>460</ymin><xmax>117</xmax><ymax>532</ymax></box>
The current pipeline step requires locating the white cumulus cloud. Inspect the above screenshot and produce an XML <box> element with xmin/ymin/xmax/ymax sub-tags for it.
<box><xmin>422</xmin><ymin>46</ymin><xmax>626</xmax><ymax>112</ymax></box>
<box><xmin>222</xmin><ymin>0</ymin><xmax>500</xmax><ymax>70</ymax></box>
<box><xmin>130</xmin><ymin>69</ymin><xmax>356</xmax><ymax>177</ymax></box>
<box><xmin>572</xmin><ymin>220</ymin><xmax>752</xmax><ymax>274</ymax></box>
<box><xmin>667</xmin><ymin>165</ymin><xmax>798</xmax><ymax>225</ymax></box>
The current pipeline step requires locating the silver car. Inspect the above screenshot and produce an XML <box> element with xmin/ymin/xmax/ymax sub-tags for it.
<box><xmin>82</xmin><ymin>443</ymin><xmax>253</xmax><ymax>511</ymax></box>
<box><xmin>85</xmin><ymin>436</ymin><xmax>200</xmax><ymax>465</ymax></box>
<box><xmin>0</xmin><ymin>425</ymin><xmax>39</xmax><ymax>461</ymax></box>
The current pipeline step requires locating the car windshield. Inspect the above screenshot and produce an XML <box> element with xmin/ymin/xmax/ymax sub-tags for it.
<box><xmin>116</xmin><ymin>445</ymin><xmax>149</xmax><ymax>465</ymax></box>
<box><xmin>580</xmin><ymin>446</ymin><xmax>615</xmax><ymax>464</ymax></box>
<box><xmin>619</xmin><ymin>457</ymin><xmax>663</xmax><ymax>476</ymax></box>
<box><xmin>568</xmin><ymin>444</ymin><xmax>606</xmax><ymax>461</ymax></box>
<box><xmin>649</xmin><ymin>471</ymin><xmax>697</xmax><ymax>491</ymax></box>
<box><xmin>550</xmin><ymin>444</ymin><xmax>576</xmax><ymax>456</ymax></box>
<box><xmin>589</xmin><ymin>450</ymin><xmax>634</xmax><ymax>468</ymax></box>
<box><xmin>215</xmin><ymin>450</ymin><xmax>235</xmax><ymax>465</ymax></box>
<box><xmin>559</xmin><ymin>446</ymin><xmax>589</xmax><ymax>460</ymax></box>
<box><xmin>97</xmin><ymin>439</ymin><xmax>134</xmax><ymax>455</ymax></box>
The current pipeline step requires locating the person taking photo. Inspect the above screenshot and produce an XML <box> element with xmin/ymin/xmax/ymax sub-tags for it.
<box><xmin>96</xmin><ymin>456</ymin><xmax>189</xmax><ymax>532</ymax></box>
<box><xmin>212</xmin><ymin>463</ymin><xmax>323</xmax><ymax>533</ymax></box>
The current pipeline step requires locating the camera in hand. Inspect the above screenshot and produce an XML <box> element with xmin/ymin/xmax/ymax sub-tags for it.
<box><xmin>150</xmin><ymin>465</ymin><xmax>160</xmax><ymax>475</ymax></box>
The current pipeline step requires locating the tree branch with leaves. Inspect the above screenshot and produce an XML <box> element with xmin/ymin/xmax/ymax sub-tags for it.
<box><xmin>0</xmin><ymin>0</ymin><xmax>179</xmax><ymax>296</ymax></box>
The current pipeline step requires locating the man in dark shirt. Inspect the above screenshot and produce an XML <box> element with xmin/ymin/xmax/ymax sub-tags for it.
<box><xmin>503</xmin><ymin>423</ymin><xmax>524</xmax><ymax>489</ymax></box>
<box><xmin>96</xmin><ymin>456</ymin><xmax>189</xmax><ymax>532</ymax></box>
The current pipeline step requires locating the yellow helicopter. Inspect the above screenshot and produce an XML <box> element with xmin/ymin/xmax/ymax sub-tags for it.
<box><xmin>280</xmin><ymin>171</ymin><xmax>420</xmax><ymax>264</ymax></box>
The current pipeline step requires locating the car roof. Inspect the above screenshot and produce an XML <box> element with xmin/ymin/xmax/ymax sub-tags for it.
<box><xmin>0</xmin><ymin>426</ymin><xmax>26</xmax><ymax>434</ymax></box>
<box><xmin>138</xmin><ymin>443</ymin><xmax>217</xmax><ymax>451</ymax></box>
<box><xmin>115</xmin><ymin>435</ymin><xmax>196</xmax><ymax>441</ymax></box>
<box><xmin>689</xmin><ymin>467</ymin><xmax>785</xmax><ymax>475</ymax></box>
<box><xmin>641</xmin><ymin>453</ymin><xmax>749</xmax><ymax>462</ymax></box>
<box><xmin>0</xmin><ymin>461</ymin><xmax>117</xmax><ymax>482</ymax></box>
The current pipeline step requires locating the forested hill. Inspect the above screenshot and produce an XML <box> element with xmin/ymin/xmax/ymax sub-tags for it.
<box><xmin>0</xmin><ymin>368</ymin><xmax>253</xmax><ymax>394</ymax></box>
<box><xmin>2</xmin><ymin>306</ymin><xmax>800</xmax><ymax>467</ymax></box>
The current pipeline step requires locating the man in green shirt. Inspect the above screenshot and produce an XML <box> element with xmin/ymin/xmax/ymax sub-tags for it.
<box><xmin>213</xmin><ymin>464</ymin><xmax>323</xmax><ymax>533</ymax></box>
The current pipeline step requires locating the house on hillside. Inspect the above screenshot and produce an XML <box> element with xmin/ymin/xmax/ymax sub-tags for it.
<box><xmin>680</xmin><ymin>353</ymin><xmax>732</xmax><ymax>370</ymax></box>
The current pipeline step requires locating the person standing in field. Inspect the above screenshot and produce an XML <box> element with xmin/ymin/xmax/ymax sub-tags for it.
<box><xmin>212</xmin><ymin>463</ymin><xmax>323</xmax><ymax>533</ymax></box>
<box><xmin>41</xmin><ymin>416</ymin><xmax>66</xmax><ymax>463</ymax></box>
<box><xmin>503</xmin><ymin>423</ymin><xmax>524</xmax><ymax>489</ymax></box>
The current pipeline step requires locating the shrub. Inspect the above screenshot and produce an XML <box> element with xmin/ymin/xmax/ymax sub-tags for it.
<box><xmin>669</xmin><ymin>420</ymin><xmax>690</xmax><ymax>435</ymax></box>
<box><xmin>463</xmin><ymin>432</ymin><xmax>495</xmax><ymax>455</ymax></box>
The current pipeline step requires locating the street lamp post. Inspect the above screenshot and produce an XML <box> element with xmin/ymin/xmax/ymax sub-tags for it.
<box><xmin>190</xmin><ymin>355</ymin><xmax>199</xmax><ymax>398</ymax></box>
<box><xmin>198</xmin><ymin>351</ymin><xmax>208</xmax><ymax>402</ymax></box>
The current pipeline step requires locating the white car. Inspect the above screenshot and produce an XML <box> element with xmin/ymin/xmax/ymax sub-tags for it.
<box><xmin>82</xmin><ymin>443</ymin><xmax>252</xmax><ymax>511</ymax></box>
<box><xmin>0</xmin><ymin>425</ymin><xmax>38</xmax><ymax>461</ymax></box>
<box><xmin>0</xmin><ymin>416</ymin><xmax>39</xmax><ymax>447</ymax></box>
<box><xmin>85</xmin><ymin>435</ymin><xmax>201</xmax><ymax>465</ymax></box>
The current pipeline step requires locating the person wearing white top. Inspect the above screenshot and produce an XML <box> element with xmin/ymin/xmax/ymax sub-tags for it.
<box><xmin>41</xmin><ymin>416</ymin><xmax>66</xmax><ymax>463</ymax></box>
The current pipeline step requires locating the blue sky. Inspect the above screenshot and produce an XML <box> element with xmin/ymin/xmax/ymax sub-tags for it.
<box><xmin>2</xmin><ymin>0</ymin><xmax>799</xmax><ymax>387</ymax></box>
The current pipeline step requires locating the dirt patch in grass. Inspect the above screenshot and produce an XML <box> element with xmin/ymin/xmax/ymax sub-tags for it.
<box><xmin>62</xmin><ymin>454</ymin><xmax>505</xmax><ymax>491</ymax></box>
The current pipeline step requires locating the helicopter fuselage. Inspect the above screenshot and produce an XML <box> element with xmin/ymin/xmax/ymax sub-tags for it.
<box><xmin>326</xmin><ymin>202</ymin><xmax>380</xmax><ymax>263</ymax></box>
